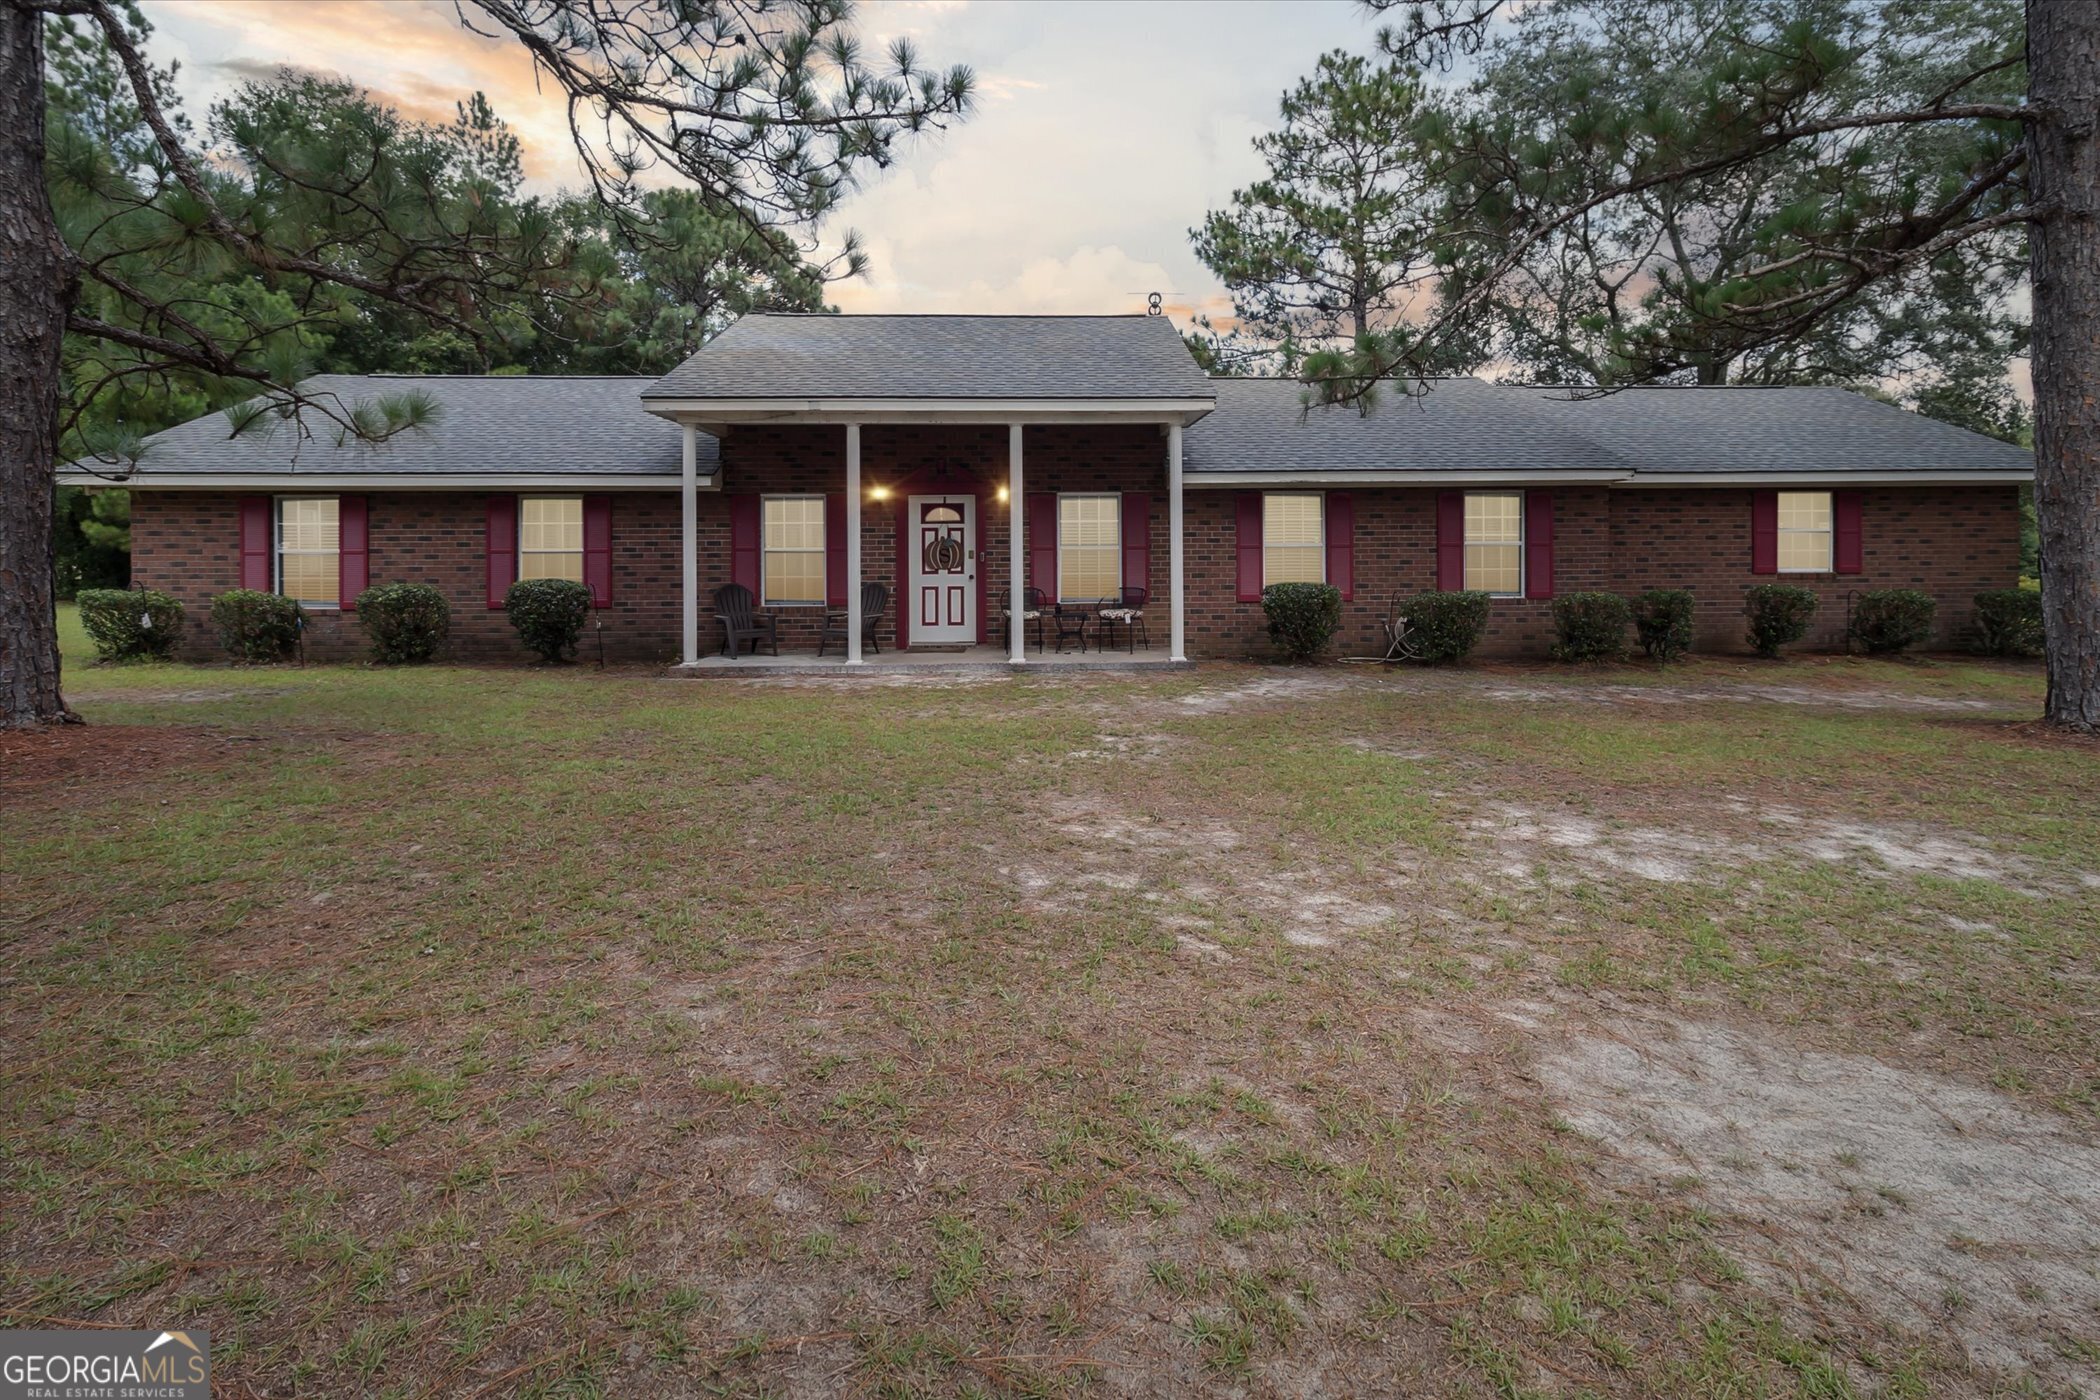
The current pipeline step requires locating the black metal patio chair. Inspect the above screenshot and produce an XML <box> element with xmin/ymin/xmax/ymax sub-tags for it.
<box><xmin>819</xmin><ymin>581</ymin><xmax>888</xmax><ymax>657</ymax></box>
<box><xmin>1094</xmin><ymin>586</ymin><xmax>1149</xmax><ymax>652</ymax></box>
<box><xmin>713</xmin><ymin>583</ymin><xmax>778</xmax><ymax>659</ymax></box>
<box><xmin>995</xmin><ymin>586</ymin><xmax>1046</xmax><ymax>653</ymax></box>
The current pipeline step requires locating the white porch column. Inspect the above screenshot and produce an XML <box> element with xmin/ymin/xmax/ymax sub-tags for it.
<box><xmin>1169</xmin><ymin>420</ymin><xmax>1186</xmax><ymax>662</ymax></box>
<box><xmin>845</xmin><ymin>422</ymin><xmax>864</xmax><ymax>664</ymax></box>
<box><xmin>681</xmin><ymin>421</ymin><xmax>698</xmax><ymax>665</ymax></box>
<box><xmin>1009</xmin><ymin>423</ymin><xmax>1026</xmax><ymax>664</ymax></box>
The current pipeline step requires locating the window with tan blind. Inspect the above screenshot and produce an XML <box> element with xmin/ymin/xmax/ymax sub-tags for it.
<box><xmin>1262</xmin><ymin>493</ymin><xmax>1324</xmax><ymax>585</ymax></box>
<box><xmin>277</xmin><ymin>497</ymin><xmax>339</xmax><ymax>606</ymax></box>
<box><xmin>1057</xmin><ymin>494</ymin><xmax>1121</xmax><ymax>603</ymax></box>
<box><xmin>1776</xmin><ymin>491</ymin><xmax>1834</xmax><ymax>572</ymax></box>
<box><xmin>762</xmin><ymin>495</ymin><xmax>826</xmax><ymax>605</ymax></box>
<box><xmin>519</xmin><ymin>496</ymin><xmax>584</xmax><ymax>583</ymax></box>
<box><xmin>1463</xmin><ymin>492</ymin><xmax>1524</xmax><ymax>596</ymax></box>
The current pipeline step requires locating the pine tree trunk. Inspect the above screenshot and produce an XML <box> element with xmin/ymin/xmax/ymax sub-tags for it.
<box><xmin>0</xmin><ymin>4</ymin><xmax>74</xmax><ymax>730</ymax></box>
<box><xmin>2029</xmin><ymin>0</ymin><xmax>2100</xmax><ymax>731</ymax></box>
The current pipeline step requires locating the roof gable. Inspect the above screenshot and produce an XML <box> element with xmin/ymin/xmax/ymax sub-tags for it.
<box><xmin>642</xmin><ymin>313</ymin><xmax>1217</xmax><ymax>402</ymax></box>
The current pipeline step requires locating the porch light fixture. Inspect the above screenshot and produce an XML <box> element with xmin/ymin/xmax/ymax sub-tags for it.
<box><xmin>869</xmin><ymin>485</ymin><xmax>890</xmax><ymax>501</ymax></box>
<box><xmin>996</xmin><ymin>486</ymin><xmax>1009</xmax><ymax>503</ymax></box>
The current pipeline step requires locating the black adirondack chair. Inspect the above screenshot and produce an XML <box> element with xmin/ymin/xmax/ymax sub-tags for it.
<box><xmin>819</xmin><ymin>581</ymin><xmax>888</xmax><ymax>657</ymax></box>
<box><xmin>713</xmin><ymin>583</ymin><xmax>778</xmax><ymax>658</ymax></box>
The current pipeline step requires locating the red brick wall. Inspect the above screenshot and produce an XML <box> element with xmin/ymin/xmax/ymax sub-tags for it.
<box><xmin>132</xmin><ymin>491</ymin><xmax>682</xmax><ymax>663</ymax></box>
<box><xmin>130</xmin><ymin>473</ymin><xmax>2021</xmax><ymax>663</ymax></box>
<box><xmin>1186</xmin><ymin>483</ymin><xmax>2023</xmax><ymax>656</ymax></box>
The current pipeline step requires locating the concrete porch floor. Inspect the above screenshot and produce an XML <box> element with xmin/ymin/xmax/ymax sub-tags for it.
<box><xmin>670</xmin><ymin>644</ymin><xmax>1191</xmax><ymax>677</ymax></box>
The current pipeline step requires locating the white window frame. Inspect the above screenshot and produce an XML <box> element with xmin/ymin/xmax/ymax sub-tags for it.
<box><xmin>1463</xmin><ymin>491</ymin><xmax>1526</xmax><ymax>599</ymax></box>
<box><xmin>274</xmin><ymin>494</ymin><xmax>340</xmax><ymax>610</ymax></box>
<box><xmin>761</xmin><ymin>493</ymin><xmax>827</xmax><ymax>607</ymax></box>
<box><xmin>518</xmin><ymin>495</ymin><xmax>585</xmax><ymax>585</ymax></box>
<box><xmin>1776</xmin><ymin>490</ymin><xmax>1835</xmax><ymax>574</ymax></box>
<box><xmin>1055</xmin><ymin>492</ymin><xmax>1122</xmax><ymax>605</ymax></box>
<box><xmin>1261</xmin><ymin>491</ymin><xmax>1326</xmax><ymax>588</ymax></box>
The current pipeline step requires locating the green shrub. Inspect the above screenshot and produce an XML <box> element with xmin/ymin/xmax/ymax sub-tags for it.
<box><xmin>210</xmin><ymin>589</ymin><xmax>303</xmax><ymax>662</ymax></box>
<box><xmin>1972</xmin><ymin>587</ymin><xmax>2043</xmax><ymax>657</ymax></box>
<box><xmin>356</xmin><ymin>581</ymin><xmax>449</xmax><ymax>664</ymax></box>
<box><xmin>1402</xmin><ymin>590</ymin><xmax>1490</xmax><ymax>664</ymax></box>
<box><xmin>1849</xmin><ymin>588</ymin><xmax>1937</xmax><ymax>654</ymax></box>
<box><xmin>1261</xmin><ymin>582</ymin><xmax>1342</xmax><ymax>661</ymax></box>
<box><xmin>1549</xmin><ymin>591</ymin><xmax>1631</xmax><ymax>663</ymax></box>
<box><xmin>1744</xmin><ymin>584</ymin><xmax>1818</xmax><ymax>658</ymax></box>
<box><xmin>75</xmin><ymin>588</ymin><xmax>184</xmax><ymax>661</ymax></box>
<box><xmin>505</xmin><ymin>577</ymin><xmax>591</xmax><ymax>662</ymax></box>
<box><xmin>1630</xmin><ymin>588</ymin><xmax>1695</xmax><ymax>663</ymax></box>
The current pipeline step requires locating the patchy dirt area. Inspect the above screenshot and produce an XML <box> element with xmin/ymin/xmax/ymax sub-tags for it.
<box><xmin>1475</xmin><ymin>680</ymin><xmax>2004</xmax><ymax>712</ymax></box>
<box><xmin>1168</xmin><ymin>672</ymin><xmax>1347</xmax><ymax>713</ymax></box>
<box><xmin>1463</xmin><ymin>797</ymin><xmax>2048</xmax><ymax>889</ymax></box>
<box><xmin>1532</xmin><ymin>1011</ymin><xmax>2100</xmax><ymax>1393</ymax></box>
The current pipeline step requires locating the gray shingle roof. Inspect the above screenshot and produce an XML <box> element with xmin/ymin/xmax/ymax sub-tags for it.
<box><xmin>642</xmin><ymin>313</ymin><xmax>1217</xmax><ymax>401</ymax></box>
<box><xmin>75</xmin><ymin>375</ymin><xmax>707</xmax><ymax>479</ymax></box>
<box><xmin>1185</xmin><ymin>377</ymin><xmax>2033</xmax><ymax>477</ymax></box>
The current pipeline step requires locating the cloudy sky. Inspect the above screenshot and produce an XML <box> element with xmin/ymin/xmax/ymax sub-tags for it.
<box><xmin>139</xmin><ymin>0</ymin><xmax>1387</xmax><ymax>323</ymax></box>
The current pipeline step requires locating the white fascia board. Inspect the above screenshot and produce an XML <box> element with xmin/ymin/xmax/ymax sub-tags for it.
<box><xmin>1183</xmin><ymin>469</ymin><xmax>2032</xmax><ymax>488</ymax></box>
<box><xmin>55</xmin><ymin>472</ymin><xmax>709</xmax><ymax>491</ymax></box>
<box><xmin>1182</xmin><ymin>470</ymin><xmax>1630</xmax><ymax>486</ymax></box>
<box><xmin>642</xmin><ymin>397</ymin><xmax>1217</xmax><ymax>426</ymax></box>
<box><xmin>1618</xmin><ymin>470</ymin><xmax>2032</xmax><ymax>486</ymax></box>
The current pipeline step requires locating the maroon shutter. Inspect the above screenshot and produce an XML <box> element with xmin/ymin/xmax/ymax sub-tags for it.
<box><xmin>1121</xmin><ymin>492</ymin><xmax>1150</xmax><ymax>599</ymax></box>
<box><xmin>238</xmin><ymin>495</ymin><xmax>272</xmax><ymax>591</ymax></box>
<box><xmin>1524</xmin><ymin>490</ymin><xmax>1554</xmax><ymax>600</ymax></box>
<box><xmin>582</xmin><ymin>494</ymin><xmax>613</xmax><ymax>606</ymax></box>
<box><xmin>1833</xmin><ymin>489</ymin><xmax>1863</xmax><ymax>574</ymax></box>
<box><xmin>1324</xmin><ymin>492</ymin><xmax>1354</xmax><ymax>601</ymax></box>
<box><xmin>825</xmin><ymin>492</ymin><xmax>847</xmax><ymax>606</ymax></box>
<box><xmin>1235</xmin><ymin>492</ymin><xmax>1263</xmax><ymax>601</ymax></box>
<box><xmin>339</xmin><ymin>495</ymin><xmax>369</xmax><ymax>609</ymax></box>
<box><xmin>485</xmin><ymin>495</ymin><xmax>517</xmax><ymax>608</ymax></box>
<box><xmin>1750</xmin><ymin>490</ymin><xmax>1778</xmax><ymax>574</ymax></box>
<box><xmin>730</xmin><ymin>493</ymin><xmax>761</xmax><ymax>595</ymax></box>
<box><xmin>1027</xmin><ymin>492</ymin><xmax>1057</xmax><ymax>600</ymax></box>
<box><xmin>1435</xmin><ymin>490</ymin><xmax>1465</xmax><ymax>590</ymax></box>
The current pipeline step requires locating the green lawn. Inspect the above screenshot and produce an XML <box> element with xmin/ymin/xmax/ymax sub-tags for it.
<box><xmin>4</xmin><ymin>618</ymin><xmax>2095</xmax><ymax>1397</ymax></box>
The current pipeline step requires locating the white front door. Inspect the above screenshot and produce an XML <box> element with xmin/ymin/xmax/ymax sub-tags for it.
<box><xmin>907</xmin><ymin>494</ymin><xmax>976</xmax><ymax>644</ymax></box>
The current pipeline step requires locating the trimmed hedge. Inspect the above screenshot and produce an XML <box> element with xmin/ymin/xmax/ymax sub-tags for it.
<box><xmin>210</xmin><ymin>590</ymin><xmax>303</xmax><ymax>662</ymax></box>
<box><xmin>76</xmin><ymin>588</ymin><xmax>183</xmax><ymax>661</ymax></box>
<box><xmin>356</xmin><ymin>581</ymin><xmax>449</xmax><ymax>664</ymax></box>
<box><xmin>1550</xmin><ymin>591</ymin><xmax>1631</xmax><ymax>663</ymax></box>
<box><xmin>1849</xmin><ymin>588</ymin><xmax>1936</xmax><ymax>655</ymax></box>
<box><xmin>1630</xmin><ymin>588</ymin><xmax>1695</xmax><ymax>663</ymax></box>
<box><xmin>1973</xmin><ymin>587</ymin><xmax>2043</xmax><ymax>657</ymax></box>
<box><xmin>1262</xmin><ymin>582</ymin><xmax>1342</xmax><ymax>661</ymax></box>
<box><xmin>1744</xmin><ymin>583</ymin><xmax>1818</xmax><ymax>658</ymax></box>
<box><xmin>505</xmin><ymin>577</ymin><xmax>591</xmax><ymax>662</ymax></box>
<box><xmin>1403</xmin><ymin>590</ymin><xmax>1490</xmax><ymax>664</ymax></box>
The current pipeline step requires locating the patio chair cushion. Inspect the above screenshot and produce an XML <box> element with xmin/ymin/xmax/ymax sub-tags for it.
<box><xmin>1098</xmin><ymin>607</ymin><xmax>1140</xmax><ymax>623</ymax></box>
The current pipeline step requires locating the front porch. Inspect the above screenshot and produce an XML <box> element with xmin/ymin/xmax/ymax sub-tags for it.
<box><xmin>669</xmin><ymin>643</ymin><xmax>1191</xmax><ymax>677</ymax></box>
<box><xmin>661</xmin><ymin>417</ymin><xmax>1204</xmax><ymax>668</ymax></box>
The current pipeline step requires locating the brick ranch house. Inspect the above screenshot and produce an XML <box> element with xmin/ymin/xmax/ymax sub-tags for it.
<box><xmin>68</xmin><ymin>313</ymin><xmax>2033</xmax><ymax>665</ymax></box>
